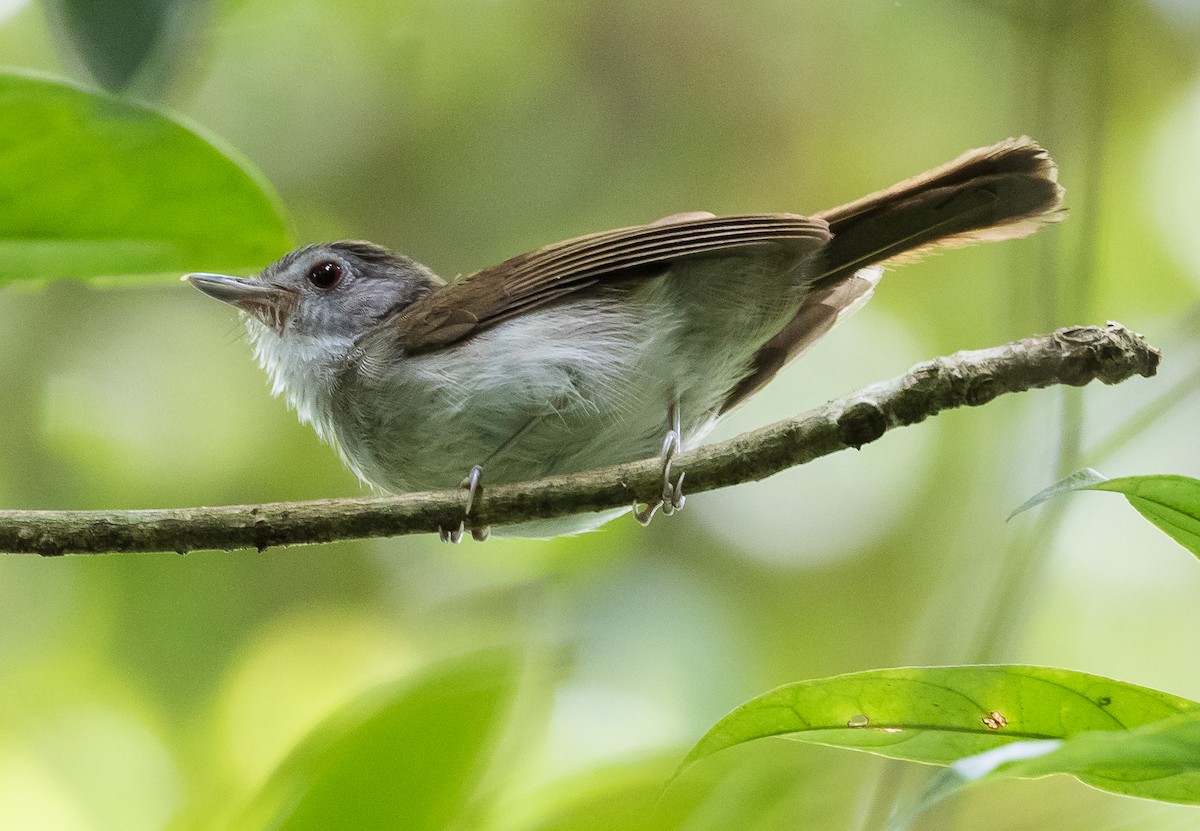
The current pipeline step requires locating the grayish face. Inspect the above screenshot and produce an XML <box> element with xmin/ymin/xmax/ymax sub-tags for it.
<box><xmin>185</xmin><ymin>241</ymin><xmax>443</xmax><ymax>443</ymax></box>
<box><xmin>185</xmin><ymin>241</ymin><xmax>440</xmax><ymax>342</ymax></box>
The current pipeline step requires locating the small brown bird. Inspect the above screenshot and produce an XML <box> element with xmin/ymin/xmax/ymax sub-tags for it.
<box><xmin>187</xmin><ymin>138</ymin><xmax>1063</xmax><ymax>540</ymax></box>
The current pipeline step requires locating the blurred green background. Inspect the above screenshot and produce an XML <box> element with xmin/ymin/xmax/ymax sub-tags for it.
<box><xmin>2</xmin><ymin>0</ymin><xmax>1200</xmax><ymax>828</ymax></box>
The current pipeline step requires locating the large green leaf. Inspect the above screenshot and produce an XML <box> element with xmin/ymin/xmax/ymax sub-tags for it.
<box><xmin>1012</xmin><ymin>470</ymin><xmax>1200</xmax><ymax>558</ymax></box>
<box><xmin>0</xmin><ymin>71</ymin><xmax>292</xmax><ymax>285</ymax></box>
<box><xmin>890</xmin><ymin>710</ymin><xmax>1200</xmax><ymax>829</ymax></box>
<box><xmin>680</xmin><ymin>666</ymin><xmax>1200</xmax><ymax>799</ymax></box>
<box><xmin>240</xmin><ymin>651</ymin><xmax>520</xmax><ymax>831</ymax></box>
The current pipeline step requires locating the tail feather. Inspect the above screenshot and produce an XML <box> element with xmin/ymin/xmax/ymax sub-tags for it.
<box><xmin>720</xmin><ymin>138</ymin><xmax>1064</xmax><ymax>413</ymax></box>
<box><xmin>814</xmin><ymin>136</ymin><xmax>1064</xmax><ymax>282</ymax></box>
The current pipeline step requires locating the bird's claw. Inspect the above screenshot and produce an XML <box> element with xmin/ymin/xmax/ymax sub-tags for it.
<box><xmin>440</xmin><ymin>464</ymin><xmax>490</xmax><ymax>542</ymax></box>
<box><xmin>632</xmin><ymin>499</ymin><xmax>659</xmax><ymax>526</ymax></box>
<box><xmin>633</xmin><ymin>405</ymin><xmax>687</xmax><ymax>527</ymax></box>
<box><xmin>661</xmin><ymin>470</ymin><xmax>686</xmax><ymax>516</ymax></box>
<box><xmin>439</xmin><ymin>521</ymin><xmax>465</xmax><ymax>544</ymax></box>
<box><xmin>658</xmin><ymin>428</ymin><xmax>684</xmax><ymax>516</ymax></box>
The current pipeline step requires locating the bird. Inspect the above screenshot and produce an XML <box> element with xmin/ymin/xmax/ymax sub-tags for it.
<box><xmin>185</xmin><ymin>137</ymin><xmax>1064</xmax><ymax>541</ymax></box>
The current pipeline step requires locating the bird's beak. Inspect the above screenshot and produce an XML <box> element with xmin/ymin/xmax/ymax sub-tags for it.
<box><xmin>184</xmin><ymin>272</ymin><xmax>278</xmax><ymax>307</ymax></box>
<box><xmin>183</xmin><ymin>273</ymin><xmax>295</xmax><ymax>331</ymax></box>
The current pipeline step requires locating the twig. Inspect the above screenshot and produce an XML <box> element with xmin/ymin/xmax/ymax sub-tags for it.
<box><xmin>0</xmin><ymin>323</ymin><xmax>1159</xmax><ymax>556</ymax></box>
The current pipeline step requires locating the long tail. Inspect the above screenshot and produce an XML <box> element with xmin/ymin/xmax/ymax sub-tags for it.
<box><xmin>815</xmin><ymin>136</ymin><xmax>1064</xmax><ymax>282</ymax></box>
<box><xmin>722</xmin><ymin>138</ymin><xmax>1064</xmax><ymax>412</ymax></box>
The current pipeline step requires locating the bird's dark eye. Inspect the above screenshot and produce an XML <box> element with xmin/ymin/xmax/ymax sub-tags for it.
<box><xmin>307</xmin><ymin>260</ymin><xmax>343</xmax><ymax>289</ymax></box>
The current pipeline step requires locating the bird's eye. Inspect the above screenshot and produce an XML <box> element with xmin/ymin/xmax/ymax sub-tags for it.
<box><xmin>307</xmin><ymin>260</ymin><xmax>343</xmax><ymax>289</ymax></box>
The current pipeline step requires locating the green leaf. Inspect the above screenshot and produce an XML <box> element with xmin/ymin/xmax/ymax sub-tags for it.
<box><xmin>680</xmin><ymin>666</ymin><xmax>1199</xmax><ymax>784</ymax></box>
<box><xmin>0</xmin><ymin>70</ymin><xmax>292</xmax><ymax>285</ymax></box>
<box><xmin>885</xmin><ymin>740</ymin><xmax>1064</xmax><ymax>831</ymax></box>
<box><xmin>1012</xmin><ymin>470</ymin><xmax>1200</xmax><ymax>558</ymax></box>
<box><xmin>240</xmin><ymin>651</ymin><xmax>520</xmax><ymax>831</ymax></box>
<box><xmin>890</xmin><ymin>709</ymin><xmax>1200</xmax><ymax>829</ymax></box>
<box><xmin>1007</xmin><ymin>467</ymin><xmax>1109</xmax><ymax>519</ymax></box>
<box><xmin>1088</xmin><ymin>475</ymin><xmax>1200</xmax><ymax>558</ymax></box>
<box><xmin>995</xmin><ymin>709</ymin><xmax>1200</xmax><ymax>801</ymax></box>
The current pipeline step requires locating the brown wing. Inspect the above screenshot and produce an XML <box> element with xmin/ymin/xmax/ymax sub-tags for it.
<box><xmin>392</xmin><ymin>213</ymin><xmax>831</xmax><ymax>352</ymax></box>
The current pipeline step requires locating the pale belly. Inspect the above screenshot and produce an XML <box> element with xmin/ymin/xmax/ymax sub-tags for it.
<box><xmin>334</xmin><ymin>300</ymin><xmax>726</xmax><ymax>493</ymax></box>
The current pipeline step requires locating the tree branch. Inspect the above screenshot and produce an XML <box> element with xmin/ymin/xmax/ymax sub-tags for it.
<box><xmin>0</xmin><ymin>323</ymin><xmax>1160</xmax><ymax>556</ymax></box>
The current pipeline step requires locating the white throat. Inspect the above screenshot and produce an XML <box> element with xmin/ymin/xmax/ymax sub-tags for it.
<box><xmin>246</xmin><ymin>318</ymin><xmax>353</xmax><ymax>446</ymax></box>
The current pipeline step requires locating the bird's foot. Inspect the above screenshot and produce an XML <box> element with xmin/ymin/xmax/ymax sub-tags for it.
<box><xmin>439</xmin><ymin>464</ymin><xmax>490</xmax><ymax>543</ymax></box>
<box><xmin>633</xmin><ymin>404</ymin><xmax>686</xmax><ymax>526</ymax></box>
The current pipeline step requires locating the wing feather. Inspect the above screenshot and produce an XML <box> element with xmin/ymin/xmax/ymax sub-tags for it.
<box><xmin>393</xmin><ymin>213</ymin><xmax>830</xmax><ymax>351</ymax></box>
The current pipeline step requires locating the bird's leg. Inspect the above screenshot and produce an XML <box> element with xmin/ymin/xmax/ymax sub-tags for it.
<box><xmin>439</xmin><ymin>464</ymin><xmax>484</xmax><ymax>544</ymax></box>
<box><xmin>660</xmin><ymin>402</ymin><xmax>686</xmax><ymax>515</ymax></box>
<box><xmin>463</xmin><ymin>463</ymin><xmax>483</xmax><ymax>515</ymax></box>
<box><xmin>633</xmin><ymin>401</ymin><xmax>687</xmax><ymax>526</ymax></box>
<box><xmin>439</xmin><ymin>414</ymin><xmax>545</xmax><ymax>543</ymax></box>
<box><xmin>463</xmin><ymin>465</ymin><xmax>491</xmax><ymax>541</ymax></box>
